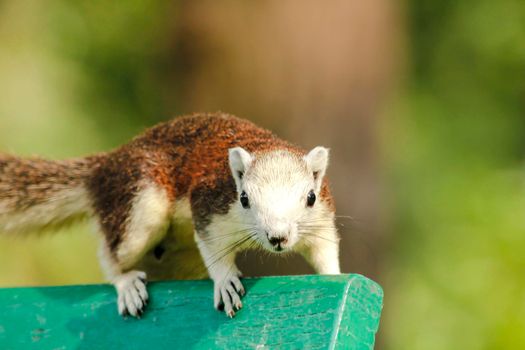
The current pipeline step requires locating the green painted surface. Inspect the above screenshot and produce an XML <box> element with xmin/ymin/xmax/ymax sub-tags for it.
<box><xmin>0</xmin><ymin>274</ymin><xmax>383</xmax><ymax>349</ymax></box>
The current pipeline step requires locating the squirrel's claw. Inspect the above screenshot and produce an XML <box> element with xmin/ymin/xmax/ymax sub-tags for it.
<box><xmin>214</xmin><ymin>274</ymin><xmax>245</xmax><ymax>318</ymax></box>
<box><xmin>115</xmin><ymin>270</ymin><xmax>149</xmax><ymax>318</ymax></box>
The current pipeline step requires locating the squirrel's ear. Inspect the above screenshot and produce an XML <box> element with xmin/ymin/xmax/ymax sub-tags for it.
<box><xmin>229</xmin><ymin>147</ymin><xmax>253</xmax><ymax>189</ymax></box>
<box><xmin>304</xmin><ymin>146</ymin><xmax>329</xmax><ymax>191</ymax></box>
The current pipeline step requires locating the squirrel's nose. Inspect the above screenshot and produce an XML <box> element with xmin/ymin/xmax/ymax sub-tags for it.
<box><xmin>268</xmin><ymin>236</ymin><xmax>288</xmax><ymax>246</ymax></box>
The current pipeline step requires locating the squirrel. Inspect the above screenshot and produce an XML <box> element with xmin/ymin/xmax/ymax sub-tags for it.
<box><xmin>0</xmin><ymin>112</ymin><xmax>341</xmax><ymax>318</ymax></box>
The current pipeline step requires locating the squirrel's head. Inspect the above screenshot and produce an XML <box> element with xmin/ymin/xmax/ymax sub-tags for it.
<box><xmin>228</xmin><ymin>146</ymin><xmax>331</xmax><ymax>253</ymax></box>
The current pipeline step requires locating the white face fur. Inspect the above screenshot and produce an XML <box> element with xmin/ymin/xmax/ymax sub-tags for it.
<box><xmin>228</xmin><ymin>146</ymin><xmax>330</xmax><ymax>253</ymax></box>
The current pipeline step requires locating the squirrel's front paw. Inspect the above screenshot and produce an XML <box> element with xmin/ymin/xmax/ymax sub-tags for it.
<box><xmin>214</xmin><ymin>274</ymin><xmax>245</xmax><ymax>318</ymax></box>
<box><xmin>114</xmin><ymin>270</ymin><xmax>149</xmax><ymax>318</ymax></box>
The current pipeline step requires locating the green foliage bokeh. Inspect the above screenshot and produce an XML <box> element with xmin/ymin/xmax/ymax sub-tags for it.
<box><xmin>383</xmin><ymin>1</ymin><xmax>525</xmax><ymax>349</ymax></box>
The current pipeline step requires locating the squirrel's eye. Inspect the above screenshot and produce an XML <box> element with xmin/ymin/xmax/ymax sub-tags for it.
<box><xmin>240</xmin><ymin>191</ymin><xmax>250</xmax><ymax>209</ymax></box>
<box><xmin>306</xmin><ymin>190</ymin><xmax>316</xmax><ymax>207</ymax></box>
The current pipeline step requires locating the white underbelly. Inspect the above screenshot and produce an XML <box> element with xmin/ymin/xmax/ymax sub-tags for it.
<box><xmin>133</xmin><ymin>198</ymin><xmax>208</xmax><ymax>280</ymax></box>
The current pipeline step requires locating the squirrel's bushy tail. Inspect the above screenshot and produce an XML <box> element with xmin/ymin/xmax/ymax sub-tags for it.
<box><xmin>0</xmin><ymin>155</ymin><xmax>94</xmax><ymax>235</ymax></box>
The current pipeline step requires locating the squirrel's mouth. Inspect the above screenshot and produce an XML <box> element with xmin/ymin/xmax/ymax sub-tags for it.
<box><xmin>260</xmin><ymin>241</ymin><xmax>288</xmax><ymax>254</ymax></box>
<box><xmin>270</xmin><ymin>241</ymin><xmax>291</xmax><ymax>253</ymax></box>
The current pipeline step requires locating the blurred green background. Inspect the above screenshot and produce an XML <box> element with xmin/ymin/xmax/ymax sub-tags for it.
<box><xmin>1</xmin><ymin>1</ymin><xmax>525</xmax><ymax>349</ymax></box>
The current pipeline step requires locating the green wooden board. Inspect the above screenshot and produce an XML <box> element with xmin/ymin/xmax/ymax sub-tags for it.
<box><xmin>0</xmin><ymin>274</ymin><xmax>383</xmax><ymax>349</ymax></box>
